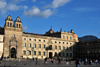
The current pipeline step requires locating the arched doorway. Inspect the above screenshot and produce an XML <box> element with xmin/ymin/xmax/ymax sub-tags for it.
<box><xmin>11</xmin><ymin>48</ymin><xmax>16</xmax><ymax>58</ymax></box>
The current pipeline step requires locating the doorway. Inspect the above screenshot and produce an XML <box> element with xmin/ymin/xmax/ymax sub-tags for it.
<box><xmin>49</xmin><ymin>52</ymin><xmax>52</xmax><ymax>58</ymax></box>
<box><xmin>11</xmin><ymin>48</ymin><xmax>16</xmax><ymax>58</ymax></box>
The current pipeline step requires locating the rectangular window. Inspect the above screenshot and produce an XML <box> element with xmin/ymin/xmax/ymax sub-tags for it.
<box><xmin>38</xmin><ymin>51</ymin><xmax>41</xmax><ymax>55</ymax></box>
<box><xmin>23</xmin><ymin>51</ymin><xmax>26</xmax><ymax>55</ymax></box>
<box><xmin>43</xmin><ymin>52</ymin><xmax>45</xmax><ymax>56</ymax></box>
<box><xmin>39</xmin><ymin>44</ymin><xmax>41</xmax><ymax>48</ymax></box>
<box><xmin>34</xmin><ymin>44</ymin><xmax>36</xmax><ymax>48</ymax></box>
<box><xmin>66</xmin><ymin>36</ymin><xmax>68</xmax><ymax>39</ymax></box>
<box><xmin>23</xmin><ymin>43</ymin><xmax>26</xmax><ymax>47</ymax></box>
<box><xmin>29</xmin><ymin>43</ymin><xmax>31</xmax><ymax>48</ymax></box>
<box><xmin>66</xmin><ymin>53</ymin><xmax>68</xmax><ymax>57</ymax></box>
<box><xmin>43</xmin><ymin>45</ymin><xmax>45</xmax><ymax>48</ymax></box>
<box><xmin>59</xmin><ymin>46</ymin><xmax>61</xmax><ymax>50</ymax></box>
<box><xmin>63</xmin><ymin>46</ymin><xmax>65</xmax><ymax>50</ymax></box>
<box><xmin>34</xmin><ymin>51</ymin><xmax>36</xmax><ymax>55</ymax></box>
<box><xmin>70</xmin><ymin>53</ymin><xmax>72</xmax><ymax>57</ymax></box>
<box><xmin>55</xmin><ymin>46</ymin><xmax>57</xmax><ymax>49</ymax></box>
<box><xmin>66</xmin><ymin>47</ymin><xmax>68</xmax><ymax>50</ymax></box>
<box><xmin>70</xmin><ymin>47</ymin><xmax>72</xmax><ymax>50</ymax></box>
<box><xmin>29</xmin><ymin>51</ymin><xmax>31</xmax><ymax>55</ymax></box>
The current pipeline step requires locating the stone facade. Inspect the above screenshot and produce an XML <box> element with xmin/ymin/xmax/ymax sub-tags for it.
<box><xmin>1</xmin><ymin>15</ymin><xmax>79</xmax><ymax>59</ymax></box>
<box><xmin>0</xmin><ymin>34</ymin><xmax>4</xmax><ymax>57</ymax></box>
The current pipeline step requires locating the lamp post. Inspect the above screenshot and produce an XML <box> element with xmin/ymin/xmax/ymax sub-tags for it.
<box><xmin>63</xmin><ymin>49</ymin><xmax>65</xmax><ymax>59</ymax></box>
<box><xmin>31</xmin><ymin>47</ymin><xmax>34</xmax><ymax>60</ymax></box>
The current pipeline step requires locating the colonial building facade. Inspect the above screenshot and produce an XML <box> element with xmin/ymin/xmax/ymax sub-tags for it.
<box><xmin>0</xmin><ymin>15</ymin><xmax>79</xmax><ymax>59</ymax></box>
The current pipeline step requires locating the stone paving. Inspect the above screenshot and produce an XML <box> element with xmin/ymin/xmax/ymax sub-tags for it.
<box><xmin>0</xmin><ymin>59</ymin><xmax>100</xmax><ymax>67</ymax></box>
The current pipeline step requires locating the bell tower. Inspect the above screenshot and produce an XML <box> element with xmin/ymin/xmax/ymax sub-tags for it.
<box><xmin>4</xmin><ymin>15</ymin><xmax>13</xmax><ymax>28</ymax></box>
<box><xmin>14</xmin><ymin>17</ymin><xmax>22</xmax><ymax>30</ymax></box>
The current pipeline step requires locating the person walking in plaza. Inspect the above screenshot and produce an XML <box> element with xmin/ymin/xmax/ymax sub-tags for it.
<box><xmin>96</xmin><ymin>59</ymin><xmax>98</xmax><ymax>65</ymax></box>
<box><xmin>44</xmin><ymin>57</ymin><xmax>47</xmax><ymax>65</ymax></box>
<box><xmin>66</xmin><ymin>59</ymin><xmax>69</xmax><ymax>64</ymax></box>
<box><xmin>69</xmin><ymin>59</ymin><xmax>71</xmax><ymax>64</ymax></box>
<box><xmin>58</xmin><ymin>58</ymin><xmax>61</xmax><ymax>65</ymax></box>
<box><xmin>36</xmin><ymin>58</ymin><xmax>38</xmax><ymax>65</ymax></box>
<box><xmin>51</xmin><ymin>58</ymin><xmax>54</xmax><ymax>64</ymax></box>
<box><xmin>75</xmin><ymin>58</ymin><xmax>79</xmax><ymax>67</ymax></box>
<box><xmin>0</xmin><ymin>57</ymin><xmax>1</xmax><ymax>65</ymax></box>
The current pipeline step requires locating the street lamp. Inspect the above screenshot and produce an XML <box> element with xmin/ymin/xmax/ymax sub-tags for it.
<box><xmin>63</xmin><ymin>49</ymin><xmax>65</xmax><ymax>59</ymax></box>
<box><xmin>31</xmin><ymin>47</ymin><xmax>34</xmax><ymax>60</ymax></box>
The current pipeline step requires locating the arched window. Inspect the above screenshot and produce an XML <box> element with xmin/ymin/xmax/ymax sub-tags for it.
<box><xmin>34</xmin><ymin>44</ymin><xmax>36</xmax><ymax>48</ymax></box>
<box><xmin>10</xmin><ymin>23</ymin><xmax>12</xmax><ymax>27</ymax></box>
<box><xmin>7</xmin><ymin>22</ymin><xmax>9</xmax><ymax>26</ymax></box>
<box><xmin>17</xmin><ymin>24</ymin><xmax>18</xmax><ymax>28</ymax></box>
<box><xmin>70</xmin><ymin>36</ymin><xmax>72</xmax><ymax>40</ymax></box>
<box><xmin>29</xmin><ymin>43</ymin><xmax>31</xmax><ymax>48</ymax></box>
<box><xmin>19</xmin><ymin>24</ymin><xmax>20</xmax><ymax>28</ymax></box>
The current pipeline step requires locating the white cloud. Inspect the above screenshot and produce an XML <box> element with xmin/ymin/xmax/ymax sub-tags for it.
<box><xmin>23</xmin><ymin>26</ymin><xmax>27</xmax><ymax>30</ymax></box>
<box><xmin>9</xmin><ymin>0</ymin><xmax>26</xmax><ymax>4</ymax></box>
<box><xmin>23</xmin><ymin>6</ymin><xmax>53</xmax><ymax>18</ymax></box>
<box><xmin>0</xmin><ymin>1</ymin><xmax>7</xmax><ymax>9</ymax></box>
<box><xmin>52</xmin><ymin>0</ymin><xmax>71</xmax><ymax>8</ymax></box>
<box><xmin>24</xmin><ymin>6</ymin><xmax>28</xmax><ymax>9</ymax></box>
<box><xmin>32</xmin><ymin>0</ymin><xmax>36</xmax><ymax>2</ymax></box>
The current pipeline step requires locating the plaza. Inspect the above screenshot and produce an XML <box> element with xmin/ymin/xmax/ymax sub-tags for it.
<box><xmin>0</xmin><ymin>59</ymin><xmax>100</xmax><ymax>67</ymax></box>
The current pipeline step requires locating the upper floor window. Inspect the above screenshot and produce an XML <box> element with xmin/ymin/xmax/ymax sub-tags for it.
<box><xmin>43</xmin><ymin>45</ymin><xmax>45</xmax><ymax>48</ymax></box>
<box><xmin>70</xmin><ymin>36</ymin><xmax>72</xmax><ymax>40</ymax></box>
<box><xmin>59</xmin><ymin>46</ymin><xmax>61</xmax><ymax>50</ymax></box>
<box><xmin>43</xmin><ymin>40</ymin><xmax>45</xmax><ymax>42</ymax></box>
<box><xmin>24</xmin><ymin>38</ymin><xmax>26</xmax><ymax>40</ymax></box>
<box><xmin>39</xmin><ymin>40</ymin><xmax>41</xmax><ymax>42</ymax></box>
<box><xmin>70</xmin><ymin>47</ymin><xmax>72</xmax><ymax>50</ymax></box>
<box><xmin>34</xmin><ymin>44</ymin><xmax>36</xmax><ymax>48</ymax></box>
<box><xmin>23</xmin><ymin>43</ymin><xmax>26</xmax><ymax>47</ymax></box>
<box><xmin>55</xmin><ymin>41</ymin><xmax>57</xmax><ymax>43</ymax></box>
<box><xmin>63</xmin><ymin>35</ymin><xmax>64</xmax><ymax>38</ymax></box>
<box><xmin>59</xmin><ymin>42</ymin><xmax>61</xmax><ymax>44</ymax></box>
<box><xmin>63</xmin><ymin>46</ymin><xmax>65</xmax><ymax>50</ymax></box>
<box><xmin>66</xmin><ymin>47</ymin><xmax>68</xmax><ymax>50</ymax></box>
<box><xmin>39</xmin><ymin>44</ymin><xmax>41</xmax><ymax>48</ymax></box>
<box><xmin>66</xmin><ymin>36</ymin><xmax>68</xmax><ymax>39</ymax></box>
<box><xmin>29</xmin><ymin>39</ymin><xmax>31</xmax><ymax>41</ymax></box>
<box><xmin>63</xmin><ymin>42</ymin><xmax>64</xmax><ymax>44</ymax></box>
<box><xmin>34</xmin><ymin>39</ymin><xmax>36</xmax><ymax>41</ymax></box>
<box><xmin>9</xmin><ymin>18</ymin><xmax>10</xmax><ymax>20</ymax></box>
<box><xmin>29</xmin><ymin>43</ymin><xmax>31</xmax><ymax>48</ymax></box>
<box><xmin>55</xmin><ymin>46</ymin><xmax>57</xmax><ymax>49</ymax></box>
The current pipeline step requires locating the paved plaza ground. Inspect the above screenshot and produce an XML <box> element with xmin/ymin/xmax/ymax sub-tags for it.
<box><xmin>0</xmin><ymin>59</ymin><xmax>100</xmax><ymax>67</ymax></box>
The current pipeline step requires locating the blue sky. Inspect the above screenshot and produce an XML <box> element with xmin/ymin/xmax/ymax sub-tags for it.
<box><xmin>0</xmin><ymin>0</ymin><xmax>100</xmax><ymax>38</ymax></box>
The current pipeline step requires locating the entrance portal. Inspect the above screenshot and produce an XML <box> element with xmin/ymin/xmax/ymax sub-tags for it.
<box><xmin>49</xmin><ymin>52</ymin><xmax>52</xmax><ymax>58</ymax></box>
<box><xmin>11</xmin><ymin>48</ymin><xmax>16</xmax><ymax>58</ymax></box>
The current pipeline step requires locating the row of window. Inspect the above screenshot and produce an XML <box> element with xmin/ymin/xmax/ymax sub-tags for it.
<box><xmin>63</xmin><ymin>35</ymin><xmax>72</xmax><ymax>39</ymax></box>
<box><xmin>7</xmin><ymin>22</ymin><xmax>21</xmax><ymax>28</ymax></box>
<box><xmin>23</xmin><ymin>51</ymin><xmax>45</xmax><ymax>55</ymax></box>
<box><xmin>23</xmin><ymin>38</ymin><xmax>73</xmax><ymax>45</ymax></box>
<box><xmin>23</xmin><ymin>51</ymin><xmax>72</xmax><ymax>57</ymax></box>
<box><xmin>23</xmin><ymin>43</ymin><xmax>72</xmax><ymax>50</ymax></box>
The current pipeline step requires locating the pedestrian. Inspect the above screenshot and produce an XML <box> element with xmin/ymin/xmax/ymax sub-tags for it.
<box><xmin>18</xmin><ymin>57</ymin><xmax>20</xmax><ymax>61</ymax></box>
<box><xmin>96</xmin><ymin>59</ymin><xmax>98</xmax><ymax>65</ymax></box>
<box><xmin>0</xmin><ymin>57</ymin><xmax>1</xmax><ymax>65</ymax></box>
<box><xmin>45</xmin><ymin>57</ymin><xmax>47</xmax><ymax>65</ymax></box>
<box><xmin>36</xmin><ymin>58</ymin><xmax>38</xmax><ymax>65</ymax></box>
<box><xmin>81</xmin><ymin>59</ymin><xmax>83</xmax><ymax>65</ymax></box>
<box><xmin>75</xmin><ymin>58</ymin><xmax>79</xmax><ymax>67</ymax></box>
<box><xmin>69</xmin><ymin>59</ymin><xmax>71</xmax><ymax>64</ymax></box>
<box><xmin>58</xmin><ymin>58</ymin><xmax>61</xmax><ymax>65</ymax></box>
<box><xmin>51</xmin><ymin>58</ymin><xmax>53</xmax><ymax>64</ymax></box>
<box><xmin>66</xmin><ymin>59</ymin><xmax>69</xmax><ymax>64</ymax></box>
<box><xmin>90</xmin><ymin>59</ymin><xmax>92</xmax><ymax>65</ymax></box>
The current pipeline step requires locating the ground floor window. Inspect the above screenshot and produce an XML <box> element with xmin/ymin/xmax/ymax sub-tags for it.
<box><xmin>34</xmin><ymin>51</ymin><xmax>36</xmax><ymax>55</ymax></box>
<box><xmin>43</xmin><ymin>52</ymin><xmax>45</xmax><ymax>56</ymax></box>
<box><xmin>39</xmin><ymin>51</ymin><xmax>41</xmax><ymax>55</ymax></box>
<box><xmin>29</xmin><ymin>51</ymin><xmax>31</xmax><ymax>55</ymax></box>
